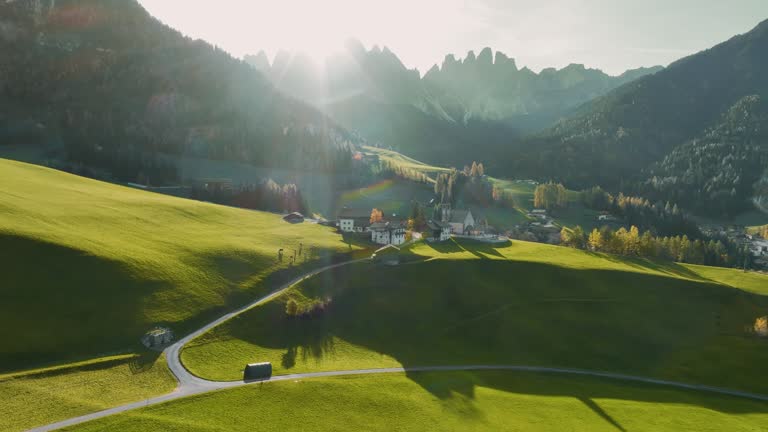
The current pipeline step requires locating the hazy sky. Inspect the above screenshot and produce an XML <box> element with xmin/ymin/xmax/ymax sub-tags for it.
<box><xmin>139</xmin><ymin>0</ymin><xmax>768</xmax><ymax>75</ymax></box>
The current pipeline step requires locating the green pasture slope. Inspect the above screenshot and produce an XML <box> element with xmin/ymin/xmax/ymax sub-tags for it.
<box><xmin>183</xmin><ymin>239</ymin><xmax>768</xmax><ymax>397</ymax></box>
<box><xmin>0</xmin><ymin>159</ymin><xmax>358</xmax><ymax>370</ymax></box>
<box><xmin>66</xmin><ymin>371</ymin><xmax>768</xmax><ymax>432</ymax></box>
<box><xmin>0</xmin><ymin>159</ymin><xmax>362</xmax><ymax>430</ymax></box>
<box><xmin>0</xmin><ymin>354</ymin><xmax>175</xmax><ymax>432</ymax></box>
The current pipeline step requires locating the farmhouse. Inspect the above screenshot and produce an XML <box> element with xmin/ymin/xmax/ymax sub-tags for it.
<box><xmin>338</xmin><ymin>208</ymin><xmax>372</xmax><ymax>233</ymax></box>
<box><xmin>141</xmin><ymin>327</ymin><xmax>174</xmax><ymax>348</ymax></box>
<box><xmin>195</xmin><ymin>178</ymin><xmax>234</xmax><ymax>194</ymax></box>
<box><xmin>426</xmin><ymin>220</ymin><xmax>452</xmax><ymax>242</ymax></box>
<box><xmin>370</xmin><ymin>221</ymin><xmax>407</xmax><ymax>246</ymax></box>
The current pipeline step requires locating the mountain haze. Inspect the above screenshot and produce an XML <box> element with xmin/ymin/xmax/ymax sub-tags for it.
<box><xmin>0</xmin><ymin>0</ymin><xmax>358</xmax><ymax>183</ymax></box>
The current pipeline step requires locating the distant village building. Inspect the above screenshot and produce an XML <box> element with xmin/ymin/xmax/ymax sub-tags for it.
<box><xmin>426</xmin><ymin>220</ymin><xmax>452</xmax><ymax>242</ymax></box>
<box><xmin>370</xmin><ymin>221</ymin><xmax>407</xmax><ymax>246</ymax></box>
<box><xmin>283</xmin><ymin>212</ymin><xmax>305</xmax><ymax>224</ymax></box>
<box><xmin>441</xmin><ymin>206</ymin><xmax>475</xmax><ymax>235</ymax></box>
<box><xmin>598</xmin><ymin>214</ymin><xmax>618</xmax><ymax>222</ymax></box>
<box><xmin>195</xmin><ymin>178</ymin><xmax>234</xmax><ymax>194</ymax></box>
<box><xmin>372</xmin><ymin>244</ymin><xmax>401</xmax><ymax>265</ymax></box>
<box><xmin>528</xmin><ymin>209</ymin><xmax>547</xmax><ymax>219</ymax></box>
<box><xmin>338</xmin><ymin>208</ymin><xmax>372</xmax><ymax>233</ymax></box>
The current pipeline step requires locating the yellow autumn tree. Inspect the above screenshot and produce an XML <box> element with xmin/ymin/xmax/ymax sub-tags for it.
<box><xmin>754</xmin><ymin>316</ymin><xmax>768</xmax><ymax>337</ymax></box>
<box><xmin>588</xmin><ymin>228</ymin><xmax>604</xmax><ymax>251</ymax></box>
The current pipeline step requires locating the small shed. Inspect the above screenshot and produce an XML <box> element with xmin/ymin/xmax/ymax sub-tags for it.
<box><xmin>141</xmin><ymin>327</ymin><xmax>174</xmax><ymax>349</ymax></box>
<box><xmin>243</xmin><ymin>362</ymin><xmax>273</xmax><ymax>381</ymax></box>
<box><xmin>283</xmin><ymin>212</ymin><xmax>305</xmax><ymax>224</ymax></box>
<box><xmin>372</xmin><ymin>244</ymin><xmax>401</xmax><ymax>266</ymax></box>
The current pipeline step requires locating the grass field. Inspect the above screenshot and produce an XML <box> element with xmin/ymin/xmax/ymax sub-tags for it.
<box><xmin>364</xmin><ymin>146</ymin><xmax>450</xmax><ymax>180</ymax></box>
<box><xmin>0</xmin><ymin>354</ymin><xmax>175</xmax><ymax>432</ymax></box>
<box><xmin>182</xmin><ymin>239</ymin><xmax>768</xmax><ymax>397</ymax></box>
<box><xmin>0</xmin><ymin>159</ymin><xmax>361</xmax><ymax>371</ymax></box>
<box><xmin>64</xmin><ymin>371</ymin><xmax>768</xmax><ymax>432</ymax></box>
<box><xmin>335</xmin><ymin>178</ymin><xmax>436</xmax><ymax>218</ymax></box>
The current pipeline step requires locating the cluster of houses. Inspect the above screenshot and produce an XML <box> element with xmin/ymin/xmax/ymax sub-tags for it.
<box><xmin>337</xmin><ymin>208</ymin><xmax>408</xmax><ymax>245</ymax></box>
<box><xmin>337</xmin><ymin>205</ymin><xmax>480</xmax><ymax>246</ymax></box>
<box><xmin>746</xmin><ymin>233</ymin><xmax>768</xmax><ymax>267</ymax></box>
<box><xmin>696</xmin><ymin>225</ymin><xmax>768</xmax><ymax>268</ymax></box>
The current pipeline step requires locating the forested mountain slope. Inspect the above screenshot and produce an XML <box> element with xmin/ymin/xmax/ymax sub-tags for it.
<box><xmin>640</xmin><ymin>95</ymin><xmax>768</xmax><ymax>217</ymax></box>
<box><xmin>0</xmin><ymin>0</ymin><xmax>357</xmax><ymax>183</ymax></box>
<box><xmin>505</xmin><ymin>18</ymin><xmax>768</xmax><ymax>197</ymax></box>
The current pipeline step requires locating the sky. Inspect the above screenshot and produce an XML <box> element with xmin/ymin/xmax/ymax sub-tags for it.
<box><xmin>138</xmin><ymin>0</ymin><xmax>768</xmax><ymax>76</ymax></box>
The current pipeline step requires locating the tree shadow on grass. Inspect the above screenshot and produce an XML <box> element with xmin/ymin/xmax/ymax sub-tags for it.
<box><xmin>406</xmin><ymin>370</ymin><xmax>634</xmax><ymax>431</ymax></box>
<box><xmin>586</xmin><ymin>251</ymin><xmax>711</xmax><ymax>283</ymax></box>
<box><xmin>279</xmin><ymin>324</ymin><xmax>336</xmax><ymax>369</ymax></box>
<box><xmin>129</xmin><ymin>351</ymin><xmax>163</xmax><ymax>374</ymax></box>
<box><xmin>424</xmin><ymin>238</ymin><xmax>508</xmax><ymax>259</ymax></box>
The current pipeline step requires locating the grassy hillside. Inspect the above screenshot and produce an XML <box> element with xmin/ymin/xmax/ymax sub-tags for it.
<box><xmin>0</xmin><ymin>354</ymin><xmax>175</xmax><ymax>432</ymax></box>
<box><xmin>65</xmin><ymin>371</ymin><xmax>768</xmax><ymax>432</ymax></box>
<box><xmin>182</xmin><ymin>239</ymin><xmax>768</xmax><ymax>396</ymax></box>
<box><xmin>0</xmin><ymin>159</ymin><xmax>360</xmax><ymax>371</ymax></box>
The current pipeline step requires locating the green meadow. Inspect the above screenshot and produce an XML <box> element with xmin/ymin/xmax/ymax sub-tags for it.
<box><xmin>0</xmin><ymin>159</ymin><xmax>359</xmax><ymax>371</ymax></box>
<box><xmin>0</xmin><ymin>354</ymin><xmax>175</xmax><ymax>432</ymax></box>
<box><xmin>182</xmin><ymin>239</ymin><xmax>768</xmax><ymax>397</ymax></box>
<box><xmin>64</xmin><ymin>371</ymin><xmax>768</xmax><ymax>432</ymax></box>
<box><xmin>0</xmin><ymin>159</ymin><xmax>365</xmax><ymax>429</ymax></box>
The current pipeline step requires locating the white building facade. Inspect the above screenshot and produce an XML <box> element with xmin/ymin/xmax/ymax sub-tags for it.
<box><xmin>370</xmin><ymin>222</ymin><xmax>406</xmax><ymax>246</ymax></box>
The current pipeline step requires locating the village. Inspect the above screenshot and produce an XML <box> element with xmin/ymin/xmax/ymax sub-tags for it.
<box><xmin>335</xmin><ymin>204</ymin><xmax>503</xmax><ymax>247</ymax></box>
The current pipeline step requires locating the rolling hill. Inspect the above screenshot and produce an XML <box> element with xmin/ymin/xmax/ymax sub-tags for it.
<box><xmin>0</xmin><ymin>158</ymin><xmax>358</xmax><ymax>371</ymax></box>
<box><xmin>181</xmin><ymin>239</ymin><xmax>768</xmax><ymax>396</ymax></box>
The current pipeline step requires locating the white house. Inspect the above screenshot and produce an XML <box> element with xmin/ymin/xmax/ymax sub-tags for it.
<box><xmin>442</xmin><ymin>207</ymin><xmax>475</xmax><ymax>235</ymax></box>
<box><xmin>338</xmin><ymin>208</ymin><xmax>372</xmax><ymax>233</ymax></box>
<box><xmin>598</xmin><ymin>214</ymin><xmax>618</xmax><ymax>222</ymax></box>
<box><xmin>370</xmin><ymin>221</ymin><xmax>407</xmax><ymax>246</ymax></box>
<box><xmin>750</xmin><ymin>238</ymin><xmax>768</xmax><ymax>257</ymax></box>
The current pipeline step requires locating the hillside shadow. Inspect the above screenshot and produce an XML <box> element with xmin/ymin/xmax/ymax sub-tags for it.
<box><xmin>223</xmin><ymin>259</ymin><xmax>768</xmax><ymax>416</ymax></box>
<box><xmin>0</xmin><ymin>233</ymin><xmax>163</xmax><ymax>373</ymax></box>
<box><xmin>128</xmin><ymin>351</ymin><xmax>163</xmax><ymax>374</ymax></box>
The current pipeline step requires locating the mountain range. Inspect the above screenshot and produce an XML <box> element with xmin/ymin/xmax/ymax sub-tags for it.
<box><xmin>244</xmin><ymin>42</ymin><xmax>662</xmax><ymax>164</ymax></box>
<box><xmin>1</xmin><ymin>0</ymin><xmax>766</xmax><ymax>219</ymax></box>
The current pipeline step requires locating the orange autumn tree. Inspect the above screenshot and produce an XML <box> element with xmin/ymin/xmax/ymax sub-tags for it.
<box><xmin>370</xmin><ymin>208</ymin><xmax>383</xmax><ymax>224</ymax></box>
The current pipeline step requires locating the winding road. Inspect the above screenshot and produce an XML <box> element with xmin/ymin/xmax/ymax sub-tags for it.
<box><xmin>28</xmin><ymin>258</ymin><xmax>768</xmax><ymax>432</ymax></box>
